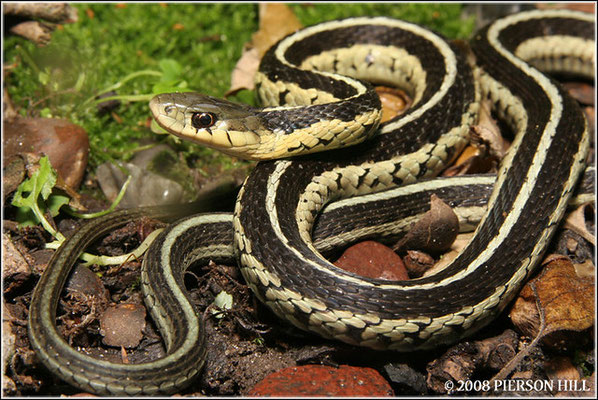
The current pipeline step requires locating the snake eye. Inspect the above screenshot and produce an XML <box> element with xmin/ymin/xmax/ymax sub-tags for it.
<box><xmin>191</xmin><ymin>112</ymin><xmax>217</xmax><ymax>129</ymax></box>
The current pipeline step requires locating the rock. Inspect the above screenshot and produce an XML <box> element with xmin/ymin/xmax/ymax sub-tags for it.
<box><xmin>99</xmin><ymin>304</ymin><xmax>146</xmax><ymax>349</ymax></box>
<box><xmin>2</xmin><ymin>155</ymin><xmax>26</xmax><ymax>201</ymax></box>
<box><xmin>2</xmin><ymin>117</ymin><xmax>89</xmax><ymax>188</ymax></box>
<box><xmin>384</xmin><ymin>363</ymin><xmax>428</xmax><ymax>395</ymax></box>
<box><xmin>248</xmin><ymin>365</ymin><xmax>394</xmax><ymax>397</ymax></box>
<box><xmin>65</xmin><ymin>265</ymin><xmax>110</xmax><ymax>303</ymax></box>
<box><xmin>2</xmin><ymin>304</ymin><xmax>16</xmax><ymax>379</ymax></box>
<box><xmin>334</xmin><ymin>241</ymin><xmax>408</xmax><ymax>280</ymax></box>
<box><xmin>96</xmin><ymin>144</ymin><xmax>192</xmax><ymax>208</ymax></box>
<box><xmin>97</xmin><ymin>161</ymin><xmax>185</xmax><ymax>208</ymax></box>
<box><xmin>2</xmin><ymin>233</ymin><xmax>33</xmax><ymax>294</ymax></box>
<box><xmin>403</xmin><ymin>250</ymin><xmax>435</xmax><ymax>278</ymax></box>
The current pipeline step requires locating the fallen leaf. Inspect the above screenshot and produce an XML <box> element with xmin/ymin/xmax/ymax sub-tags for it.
<box><xmin>2</xmin><ymin>232</ymin><xmax>33</xmax><ymax>294</ymax></box>
<box><xmin>544</xmin><ymin>356</ymin><xmax>581</xmax><ymax>383</ymax></box>
<box><xmin>226</xmin><ymin>4</ymin><xmax>303</xmax><ymax>96</ymax></box>
<box><xmin>376</xmin><ymin>86</ymin><xmax>412</xmax><ymax>123</ymax></box>
<box><xmin>563</xmin><ymin>203</ymin><xmax>595</xmax><ymax>245</ymax></box>
<box><xmin>393</xmin><ymin>194</ymin><xmax>459</xmax><ymax>254</ymax></box>
<box><xmin>562</xmin><ymin>82</ymin><xmax>595</xmax><ymax>106</ymax></box>
<box><xmin>509</xmin><ymin>255</ymin><xmax>595</xmax><ymax>349</ymax></box>
<box><xmin>536</xmin><ymin>2</ymin><xmax>595</xmax><ymax>14</ymax></box>
<box><xmin>226</xmin><ymin>47</ymin><xmax>261</xmax><ymax>97</ymax></box>
<box><xmin>443</xmin><ymin>99</ymin><xmax>508</xmax><ymax>176</ymax></box>
<box><xmin>253</xmin><ymin>4</ymin><xmax>303</xmax><ymax>57</ymax></box>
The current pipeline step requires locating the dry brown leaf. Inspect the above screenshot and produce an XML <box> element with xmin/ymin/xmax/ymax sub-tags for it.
<box><xmin>544</xmin><ymin>356</ymin><xmax>581</xmax><ymax>383</ymax></box>
<box><xmin>253</xmin><ymin>4</ymin><xmax>303</xmax><ymax>57</ymax></box>
<box><xmin>226</xmin><ymin>4</ymin><xmax>303</xmax><ymax>96</ymax></box>
<box><xmin>393</xmin><ymin>194</ymin><xmax>459</xmax><ymax>254</ymax></box>
<box><xmin>536</xmin><ymin>2</ymin><xmax>596</xmax><ymax>14</ymax></box>
<box><xmin>491</xmin><ymin>255</ymin><xmax>594</xmax><ymax>385</ymax></box>
<box><xmin>375</xmin><ymin>86</ymin><xmax>412</xmax><ymax>123</ymax></box>
<box><xmin>470</xmin><ymin>99</ymin><xmax>510</xmax><ymax>159</ymax></box>
<box><xmin>443</xmin><ymin>99</ymin><xmax>508</xmax><ymax>176</ymax></box>
<box><xmin>562</xmin><ymin>82</ymin><xmax>595</xmax><ymax>106</ymax></box>
<box><xmin>9</xmin><ymin>21</ymin><xmax>53</xmax><ymax>46</ymax></box>
<box><xmin>509</xmin><ymin>255</ymin><xmax>595</xmax><ymax>344</ymax></box>
<box><xmin>563</xmin><ymin>203</ymin><xmax>596</xmax><ymax>245</ymax></box>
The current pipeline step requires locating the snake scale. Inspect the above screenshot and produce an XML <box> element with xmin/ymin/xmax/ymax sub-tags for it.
<box><xmin>27</xmin><ymin>9</ymin><xmax>594</xmax><ymax>395</ymax></box>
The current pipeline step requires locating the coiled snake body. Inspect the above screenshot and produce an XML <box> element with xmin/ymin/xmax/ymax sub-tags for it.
<box><xmin>28</xmin><ymin>9</ymin><xmax>594</xmax><ymax>395</ymax></box>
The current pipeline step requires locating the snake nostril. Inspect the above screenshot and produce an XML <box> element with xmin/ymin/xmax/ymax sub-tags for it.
<box><xmin>164</xmin><ymin>105</ymin><xmax>175</xmax><ymax>114</ymax></box>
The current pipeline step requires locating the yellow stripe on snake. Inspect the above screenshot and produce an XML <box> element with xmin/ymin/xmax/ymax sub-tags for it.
<box><xmin>28</xmin><ymin>9</ymin><xmax>595</xmax><ymax>395</ymax></box>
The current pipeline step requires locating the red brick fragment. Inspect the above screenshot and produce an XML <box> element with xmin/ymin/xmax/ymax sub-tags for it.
<box><xmin>249</xmin><ymin>365</ymin><xmax>394</xmax><ymax>397</ymax></box>
<box><xmin>334</xmin><ymin>241</ymin><xmax>408</xmax><ymax>280</ymax></box>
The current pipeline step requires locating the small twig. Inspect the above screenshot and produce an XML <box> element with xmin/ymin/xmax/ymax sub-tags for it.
<box><xmin>489</xmin><ymin>284</ymin><xmax>546</xmax><ymax>385</ymax></box>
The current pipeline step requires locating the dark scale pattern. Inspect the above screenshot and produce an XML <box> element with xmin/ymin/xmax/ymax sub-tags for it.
<box><xmin>256</xmin><ymin>19</ymin><xmax>455</xmax><ymax>138</ymax></box>
<box><xmin>237</xmin><ymin>18</ymin><xmax>480</xmax><ymax>323</ymax></box>
<box><xmin>260</xmin><ymin>48</ymin><xmax>360</xmax><ymax>100</ymax></box>
<box><xmin>237</xmin><ymin>14</ymin><xmax>591</xmax><ymax>334</ymax></box>
<box><xmin>311</xmin><ymin>177</ymin><xmax>495</xmax><ymax>254</ymax></box>
<box><xmin>26</xmin><ymin>13</ymin><xmax>595</xmax><ymax>396</ymax></box>
<box><xmin>496</xmin><ymin>17</ymin><xmax>594</xmax><ymax>53</ymax></box>
<box><xmin>258</xmin><ymin>88</ymin><xmax>381</xmax><ymax>134</ymax></box>
<box><xmin>282</xmin><ymin>21</ymin><xmax>449</xmax><ymax>103</ymax></box>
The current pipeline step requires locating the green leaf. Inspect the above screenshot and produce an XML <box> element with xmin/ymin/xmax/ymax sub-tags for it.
<box><xmin>38</xmin><ymin>70</ymin><xmax>50</xmax><ymax>85</ymax></box>
<box><xmin>158</xmin><ymin>59</ymin><xmax>183</xmax><ymax>81</ymax></box>
<box><xmin>12</xmin><ymin>156</ymin><xmax>57</xmax><ymax>209</ymax></box>
<box><xmin>40</xmin><ymin>107</ymin><xmax>53</xmax><ymax>118</ymax></box>
<box><xmin>13</xmin><ymin>207</ymin><xmax>39</xmax><ymax>227</ymax></box>
<box><xmin>11</xmin><ymin>156</ymin><xmax>64</xmax><ymax>240</ymax></box>
<box><xmin>151</xmin><ymin>79</ymin><xmax>190</xmax><ymax>95</ymax></box>
<box><xmin>47</xmin><ymin>194</ymin><xmax>70</xmax><ymax>217</ymax></box>
<box><xmin>211</xmin><ymin>291</ymin><xmax>233</xmax><ymax>319</ymax></box>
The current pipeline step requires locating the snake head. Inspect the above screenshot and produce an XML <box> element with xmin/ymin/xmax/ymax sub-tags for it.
<box><xmin>150</xmin><ymin>92</ymin><xmax>264</xmax><ymax>159</ymax></box>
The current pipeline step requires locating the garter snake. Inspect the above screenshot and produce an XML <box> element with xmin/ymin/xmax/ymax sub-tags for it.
<box><xmin>27</xmin><ymin>10</ymin><xmax>595</xmax><ymax>395</ymax></box>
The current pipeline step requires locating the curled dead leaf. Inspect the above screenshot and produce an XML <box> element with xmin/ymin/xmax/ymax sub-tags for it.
<box><xmin>509</xmin><ymin>255</ymin><xmax>595</xmax><ymax>350</ymax></box>
<box><xmin>375</xmin><ymin>86</ymin><xmax>412</xmax><ymax>123</ymax></box>
<box><xmin>393</xmin><ymin>194</ymin><xmax>459</xmax><ymax>254</ymax></box>
<box><xmin>563</xmin><ymin>203</ymin><xmax>595</xmax><ymax>246</ymax></box>
<box><xmin>443</xmin><ymin>99</ymin><xmax>508</xmax><ymax>176</ymax></box>
<box><xmin>226</xmin><ymin>4</ymin><xmax>303</xmax><ymax>96</ymax></box>
<box><xmin>423</xmin><ymin>232</ymin><xmax>474</xmax><ymax>278</ymax></box>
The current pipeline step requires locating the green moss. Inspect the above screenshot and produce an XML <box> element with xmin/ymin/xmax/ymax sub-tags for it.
<box><xmin>4</xmin><ymin>3</ymin><xmax>473</xmax><ymax>172</ymax></box>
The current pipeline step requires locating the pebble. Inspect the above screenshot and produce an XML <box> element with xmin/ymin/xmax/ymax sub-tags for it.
<box><xmin>96</xmin><ymin>145</ymin><xmax>187</xmax><ymax>208</ymax></box>
<box><xmin>2</xmin><ymin>233</ymin><xmax>33</xmax><ymax>294</ymax></box>
<box><xmin>384</xmin><ymin>363</ymin><xmax>428</xmax><ymax>395</ymax></box>
<box><xmin>100</xmin><ymin>303</ymin><xmax>146</xmax><ymax>348</ymax></box>
<box><xmin>334</xmin><ymin>241</ymin><xmax>408</xmax><ymax>280</ymax></box>
<box><xmin>248</xmin><ymin>365</ymin><xmax>394</xmax><ymax>397</ymax></box>
<box><xmin>65</xmin><ymin>265</ymin><xmax>109</xmax><ymax>302</ymax></box>
<box><xmin>2</xmin><ymin>117</ymin><xmax>89</xmax><ymax>188</ymax></box>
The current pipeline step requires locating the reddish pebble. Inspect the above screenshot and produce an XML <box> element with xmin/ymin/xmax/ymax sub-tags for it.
<box><xmin>248</xmin><ymin>365</ymin><xmax>394</xmax><ymax>397</ymax></box>
<box><xmin>334</xmin><ymin>241</ymin><xmax>408</xmax><ymax>280</ymax></box>
<box><xmin>3</xmin><ymin>117</ymin><xmax>89</xmax><ymax>188</ymax></box>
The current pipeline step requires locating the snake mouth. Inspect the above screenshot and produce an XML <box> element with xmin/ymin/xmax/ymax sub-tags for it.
<box><xmin>149</xmin><ymin>93</ymin><xmax>182</xmax><ymax>133</ymax></box>
<box><xmin>149</xmin><ymin>93</ymin><xmax>265</xmax><ymax>159</ymax></box>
